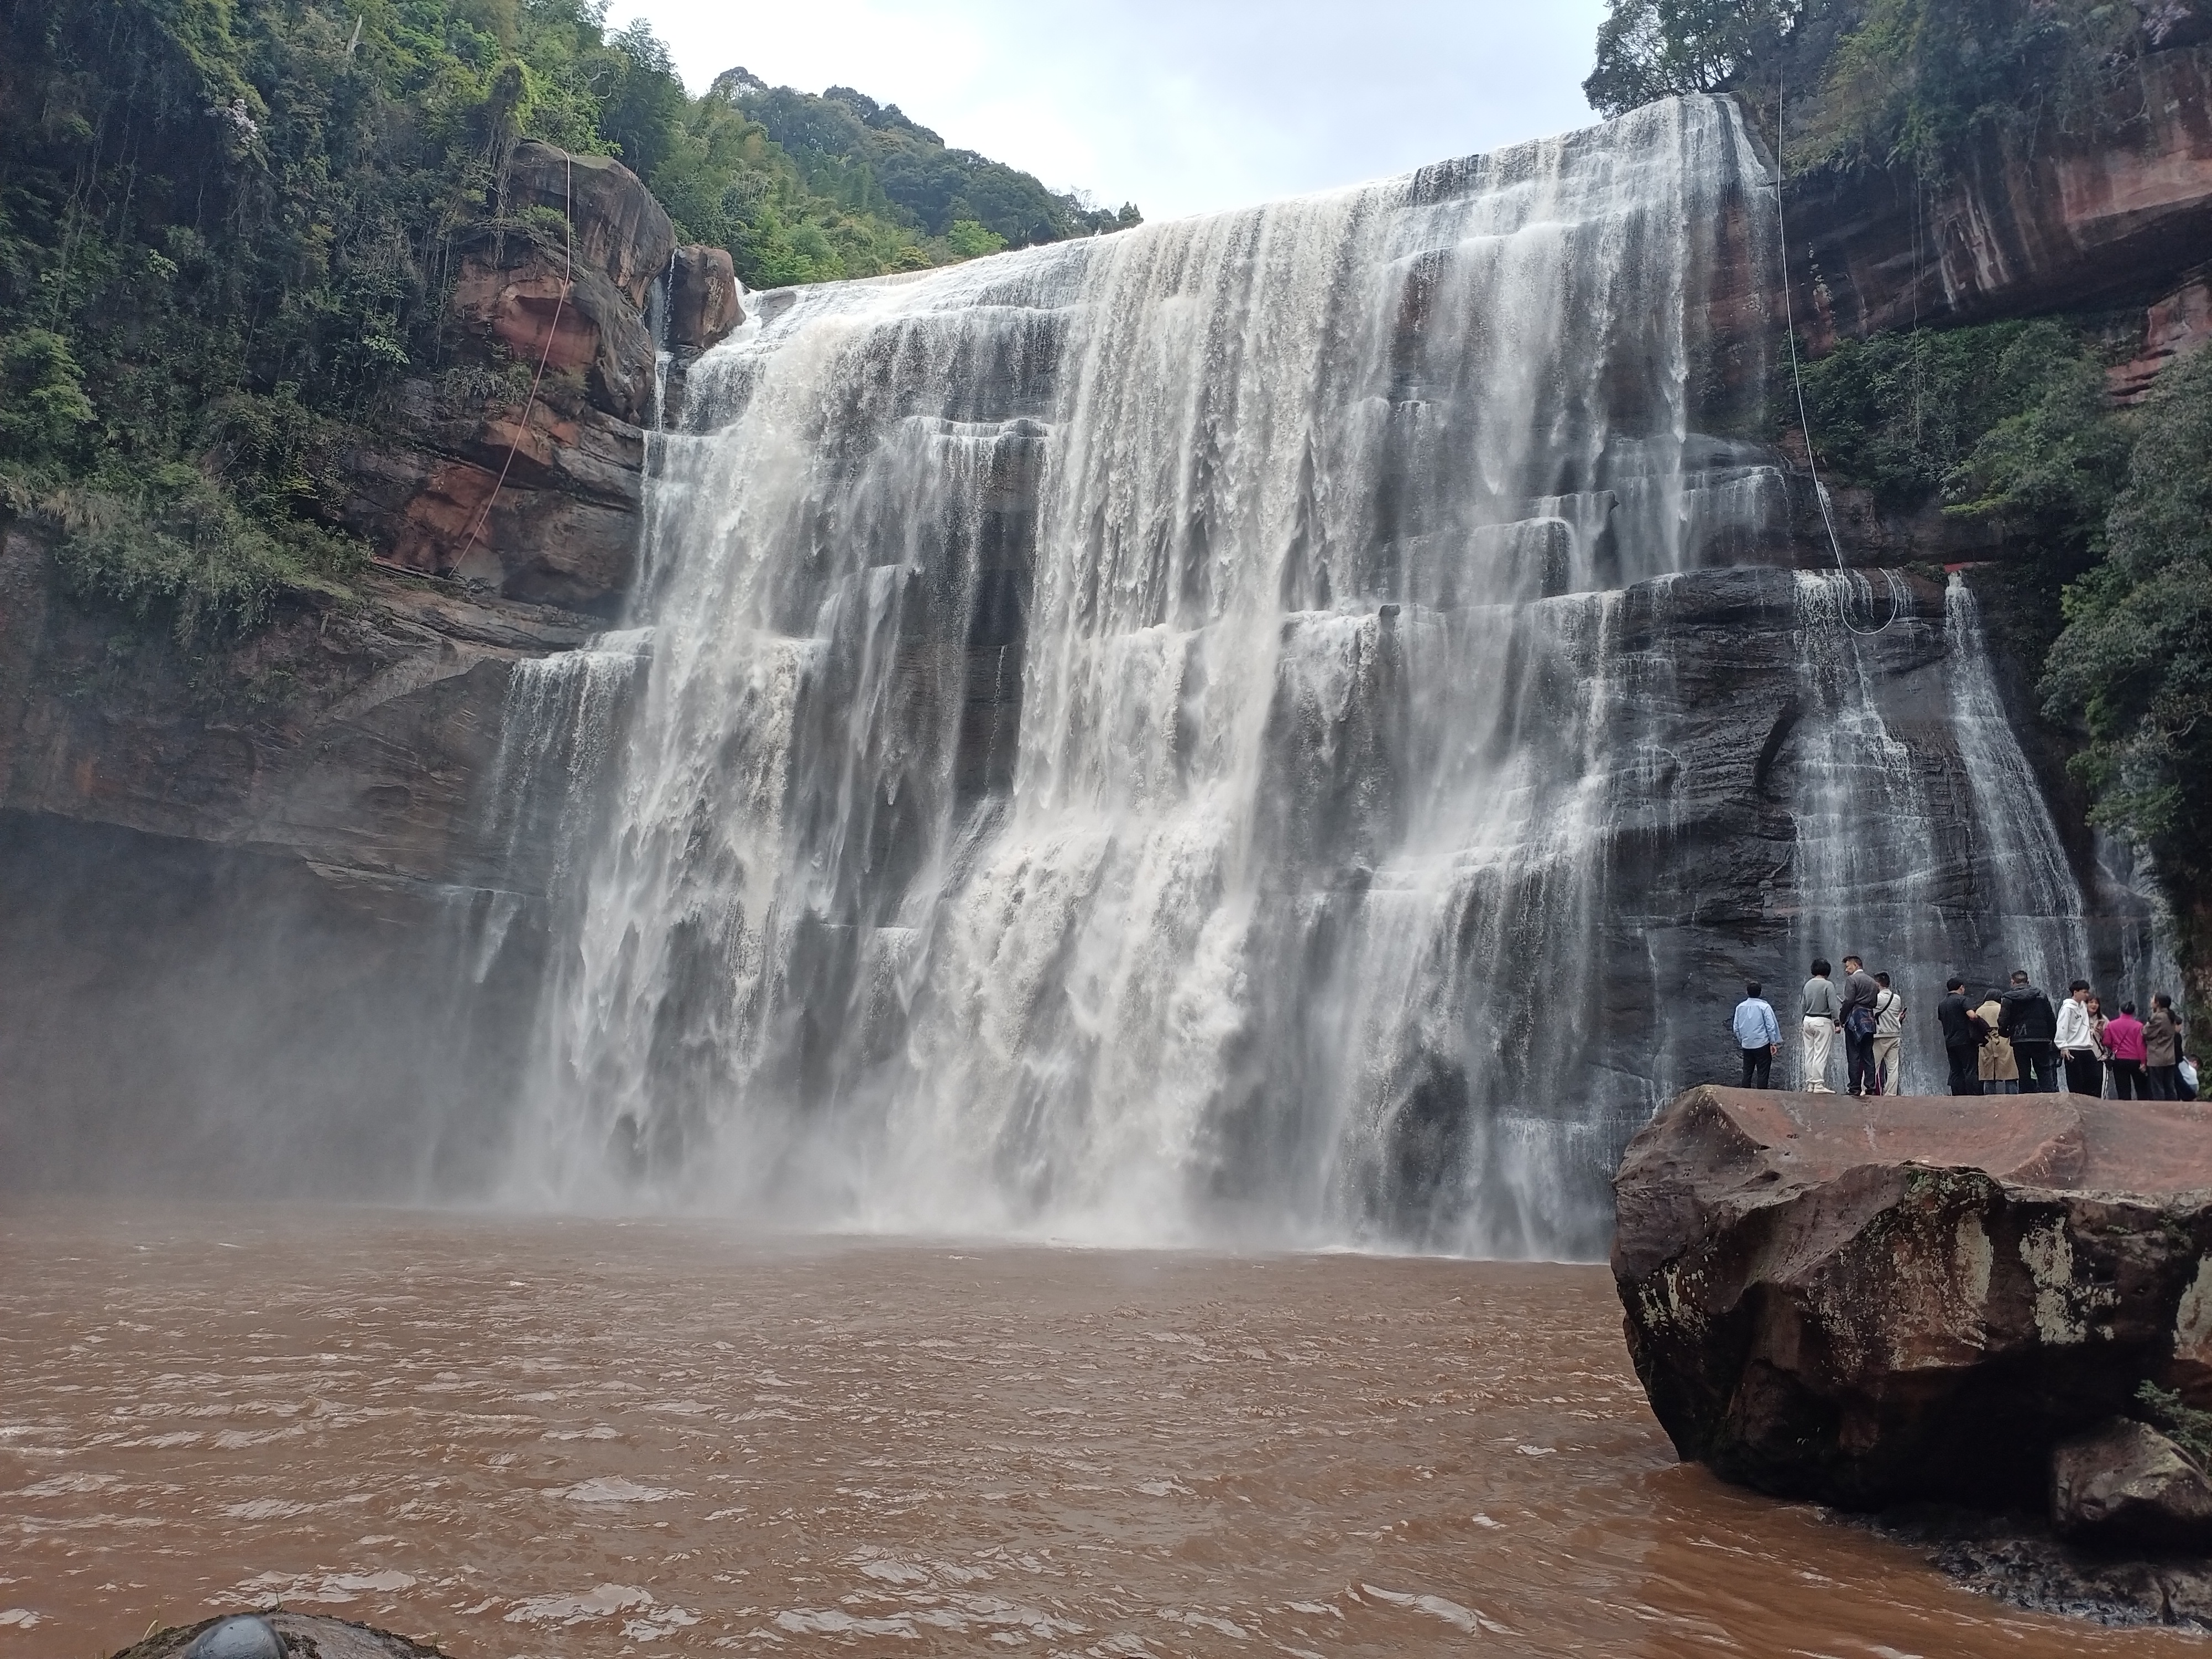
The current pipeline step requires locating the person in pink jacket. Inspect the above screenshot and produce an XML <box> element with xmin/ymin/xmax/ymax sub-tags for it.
<box><xmin>2104</xmin><ymin>1002</ymin><xmax>2149</xmax><ymax>1099</ymax></box>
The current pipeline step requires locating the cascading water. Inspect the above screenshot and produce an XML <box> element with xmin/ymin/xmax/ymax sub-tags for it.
<box><xmin>509</xmin><ymin>96</ymin><xmax>2131</xmax><ymax>1253</ymax></box>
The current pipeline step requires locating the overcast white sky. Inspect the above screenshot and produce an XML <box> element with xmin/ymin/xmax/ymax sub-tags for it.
<box><xmin>611</xmin><ymin>1</ymin><xmax>1613</xmax><ymax>222</ymax></box>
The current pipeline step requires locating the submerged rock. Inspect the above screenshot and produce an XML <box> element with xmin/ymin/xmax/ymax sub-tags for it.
<box><xmin>185</xmin><ymin>1618</ymin><xmax>282</xmax><ymax>1659</ymax></box>
<box><xmin>1613</xmin><ymin>1085</ymin><xmax>2212</xmax><ymax>1509</ymax></box>
<box><xmin>114</xmin><ymin>1614</ymin><xmax>446</xmax><ymax>1659</ymax></box>
<box><xmin>1868</xmin><ymin>1506</ymin><xmax>2212</xmax><ymax>1631</ymax></box>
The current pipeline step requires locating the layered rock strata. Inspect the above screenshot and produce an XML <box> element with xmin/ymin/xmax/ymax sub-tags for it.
<box><xmin>1790</xmin><ymin>48</ymin><xmax>2212</xmax><ymax>349</ymax></box>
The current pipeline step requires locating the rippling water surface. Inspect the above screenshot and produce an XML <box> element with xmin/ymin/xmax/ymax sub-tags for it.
<box><xmin>0</xmin><ymin>1208</ymin><xmax>2193</xmax><ymax>1656</ymax></box>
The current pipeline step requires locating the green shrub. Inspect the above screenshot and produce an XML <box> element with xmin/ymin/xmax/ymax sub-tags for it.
<box><xmin>2136</xmin><ymin>1381</ymin><xmax>2212</xmax><ymax>1472</ymax></box>
<box><xmin>1801</xmin><ymin>319</ymin><xmax>2118</xmax><ymax>519</ymax></box>
<box><xmin>51</xmin><ymin>468</ymin><xmax>362</xmax><ymax>647</ymax></box>
<box><xmin>942</xmin><ymin>220</ymin><xmax>1008</xmax><ymax>259</ymax></box>
<box><xmin>0</xmin><ymin>330</ymin><xmax>97</xmax><ymax>467</ymax></box>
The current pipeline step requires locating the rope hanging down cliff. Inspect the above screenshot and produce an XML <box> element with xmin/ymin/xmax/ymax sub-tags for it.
<box><xmin>455</xmin><ymin>148</ymin><xmax>576</xmax><ymax>571</ymax></box>
<box><xmin>1774</xmin><ymin>85</ymin><xmax>1900</xmax><ymax>638</ymax></box>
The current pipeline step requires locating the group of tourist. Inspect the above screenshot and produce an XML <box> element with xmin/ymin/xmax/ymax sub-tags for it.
<box><xmin>1730</xmin><ymin>962</ymin><xmax>2197</xmax><ymax>1100</ymax></box>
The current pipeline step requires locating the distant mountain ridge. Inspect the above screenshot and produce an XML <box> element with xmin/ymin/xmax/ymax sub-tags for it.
<box><xmin>714</xmin><ymin>70</ymin><xmax>1140</xmax><ymax>255</ymax></box>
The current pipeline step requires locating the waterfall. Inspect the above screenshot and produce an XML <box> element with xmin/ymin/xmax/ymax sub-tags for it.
<box><xmin>507</xmin><ymin>96</ymin><xmax>2116</xmax><ymax>1251</ymax></box>
<box><xmin>1941</xmin><ymin>574</ymin><xmax>2091</xmax><ymax>990</ymax></box>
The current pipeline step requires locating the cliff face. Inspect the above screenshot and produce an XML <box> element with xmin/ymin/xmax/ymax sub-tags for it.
<box><xmin>0</xmin><ymin>142</ymin><xmax>738</xmax><ymax>1195</ymax></box>
<box><xmin>1790</xmin><ymin>49</ymin><xmax>2212</xmax><ymax>351</ymax></box>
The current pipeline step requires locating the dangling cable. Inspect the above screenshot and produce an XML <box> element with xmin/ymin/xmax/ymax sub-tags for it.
<box><xmin>1775</xmin><ymin>83</ymin><xmax>1900</xmax><ymax>638</ymax></box>
<box><xmin>457</xmin><ymin>149</ymin><xmax>577</xmax><ymax>573</ymax></box>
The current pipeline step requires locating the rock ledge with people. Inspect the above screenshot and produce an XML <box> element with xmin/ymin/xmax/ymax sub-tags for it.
<box><xmin>1614</xmin><ymin>1081</ymin><xmax>2212</xmax><ymax>1627</ymax></box>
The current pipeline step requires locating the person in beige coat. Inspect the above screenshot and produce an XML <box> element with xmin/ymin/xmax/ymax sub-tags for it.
<box><xmin>1976</xmin><ymin>996</ymin><xmax>2019</xmax><ymax>1094</ymax></box>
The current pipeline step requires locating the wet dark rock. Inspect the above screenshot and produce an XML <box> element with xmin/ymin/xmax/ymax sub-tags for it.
<box><xmin>667</xmin><ymin>244</ymin><xmax>745</xmax><ymax>355</ymax></box>
<box><xmin>116</xmin><ymin>1613</ymin><xmax>446</xmax><ymax>1659</ymax></box>
<box><xmin>1863</xmin><ymin>1505</ymin><xmax>2212</xmax><ymax>1630</ymax></box>
<box><xmin>2053</xmin><ymin>1417</ymin><xmax>2212</xmax><ymax>1548</ymax></box>
<box><xmin>1614</xmin><ymin>1085</ymin><xmax>2212</xmax><ymax>1509</ymax></box>
<box><xmin>184</xmin><ymin>1616</ymin><xmax>283</xmax><ymax>1659</ymax></box>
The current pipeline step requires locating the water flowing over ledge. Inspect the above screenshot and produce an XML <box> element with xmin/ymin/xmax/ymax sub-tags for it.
<box><xmin>498</xmin><ymin>97</ymin><xmax>2158</xmax><ymax>1256</ymax></box>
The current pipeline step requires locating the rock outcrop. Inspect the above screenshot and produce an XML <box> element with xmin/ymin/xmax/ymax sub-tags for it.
<box><xmin>502</xmin><ymin>140</ymin><xmax>676</xmax><ymax>307</ymax></box>
<box><xmin>0</xmin><ymin>521</ymin><xmax>606</xmax><ymax>891</ymax></box>
<box><xmin>2053</xmin><ymin>1417</ymin><xmax>2212</xmax><ymax>1547</ymax></box>
<box><xmin>1614</xmin><ymin>1085</ymin><xmax>2212</xmax><ymax>1508</ymax></box>
<box><xmin>1790</xmin><ymin>47</ymin><xmax>2212</xmax><ymax>349</ymax></box>
<box><xmin>339</xmin><ymin>141</ymin><xmax>745</xmax><ymax>613</ymax></box>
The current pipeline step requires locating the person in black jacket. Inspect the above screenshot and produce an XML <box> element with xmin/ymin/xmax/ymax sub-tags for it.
<box><xmin>1839</xmin><ymin>954</ymin><xmax>1883</xmax><ymax>1096</ymax></box>
<box><xmin>1937</xmin><ymin>977</ymin><xmax>1985</xmax><ymax>1096</ymax></box>
<box><xmin>1999</xmin><ymin>970</ymin><xmax>2060</xmax><ymax>1093</ymax></box>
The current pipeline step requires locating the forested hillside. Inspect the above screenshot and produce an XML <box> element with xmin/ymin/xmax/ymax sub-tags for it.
<box><xmin>0</xmin><ymin>0</ymin><xmax>1134</xmax><ymax>641</ymax></box>
<box><xmin>1589</xmin><ymin>0</ymin><xmax>2212</xmax><ymax>960</ymax></box>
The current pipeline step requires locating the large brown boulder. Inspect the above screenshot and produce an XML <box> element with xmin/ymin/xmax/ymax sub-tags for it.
<box><xmin>1614</xmin><ymin>1086</ymin><xmax>2212</xmax><ymax>1508</ymax></box>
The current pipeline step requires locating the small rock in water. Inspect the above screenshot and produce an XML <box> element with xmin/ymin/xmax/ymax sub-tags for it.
<box><xmin>186</xmin><ymin>1619</ymin><xmax>283</xmax><ymax>1659</ymax></box>
<box><xmin>116</xmin><ymin>1613</ymin><xmax>447</xmax><ymax>1659</ymax></box>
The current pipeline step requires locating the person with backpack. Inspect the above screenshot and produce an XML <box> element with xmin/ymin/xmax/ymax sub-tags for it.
<box><xmin>2056</xmin><ymin>980</ymin><xmax>2102</xmax><ymax>1097</ymax></box>
<box><xmin>1801</xmin><ymin>959</ymin><xmax>1840</xmax><ymax>1093</ymax></box>
<box><xmin>1733</xmin><ymin>980</ymin><xmax>1782</xmax><ymax>1088</ymax></box>
<box><xmin>1999</xmin><ymin>971</ymin><xmax>2061</xmax><ymax>1093</ymax></box>
<box><xmin>1937</xmin><ymin>977</ymin><xmax>1984</xmax><ymax>1097</ymax></box>
<box><xmin>2147</xmin><ymin>993</ymin><xmax>2185</xmax><ymax>1100</ymax></box>
<box><xmin>2105</xmin><ymin>1001</ymin><xmax>2149</xmax><ymax>1098</ymax></box>
<box><xmin>1871</xmin><ymin>972</ymin><xmax>1905</xmax><ymax>1096</ymax></box>
<box><xmin>1839</xmin><ymin>954</ymin><xmax>1883</xmax><ymax>1097</ymax></box>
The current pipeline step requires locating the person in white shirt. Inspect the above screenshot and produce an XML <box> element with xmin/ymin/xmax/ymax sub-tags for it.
<box><xmin>2056</xmin><ymin>979</ymin><xmax>2101</xmax><ymax>1097</ymax></box>
<box><xmin>1871</xmin><ymin>972</ymin><xmax>1905</xmax><ymax>1096</ymax></box>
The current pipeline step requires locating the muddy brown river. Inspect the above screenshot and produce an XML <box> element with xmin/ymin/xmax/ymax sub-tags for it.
<box><xmin>0</xmin><ymin>1206</ymin><xmax>2195</xmax><ymax>1657</ymax></box>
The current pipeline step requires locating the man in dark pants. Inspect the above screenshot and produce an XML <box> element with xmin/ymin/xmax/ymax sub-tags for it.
<box><xmin>1839</xmin><ymin>954</ymin><xmax>1882</xmax><ymax>1097</ymax></box>
<box><xmin>2147</xmin><ymin>993</ymin><xmax>2185</xmax><ymax>1099</ymax></box>
<box><xmin>2000</xmin><ymin>969</ymin><xmax>2061</xmax><ymax>1092</ymax></box>
<box><xmin>1938</xmin><ymin>977</ymin><xmax>1984</xmax><ymax>1096</ymax></box>
<box><xmin>1733</xmin><ymin>980</ymin><xmax>1781</xmax><ymax>1088</ymax></box>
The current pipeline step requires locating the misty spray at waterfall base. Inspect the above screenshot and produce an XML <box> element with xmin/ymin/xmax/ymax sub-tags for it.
<box><xmin>470</xmin><ymin>95</ymin><xmax>2157</xmax><ymax>1256</ymax></box>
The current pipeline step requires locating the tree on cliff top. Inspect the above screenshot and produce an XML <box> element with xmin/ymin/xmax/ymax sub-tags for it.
<box><xmin>1586</xmin><ymin>0</ymin><xmax>2147</xmax><ymax>178</ymax></box>
<box><xmin>1584</xmin><ymin>0</ymin><xmax>1812</xmax><ymax>118</ymax></box>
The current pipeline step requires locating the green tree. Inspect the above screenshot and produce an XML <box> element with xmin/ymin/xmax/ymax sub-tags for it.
<box><xmin>0</xmin><ymin>330</ymin><xmax>96</xmax><ymax>467</ymax></box>
<box><xmin>1584</xmin><ymin>0</ymin><xmax>1808</xmax><ymax>117</ymax></box>
<box><xmin>2043</xmin><ymin>350</ymin><xmax>2212</xmax><ymax>908</ymax></box>
<box><xmin>943</xmin><ymin>220</ymin><xmax>1007</xmax><ymax>259</ymax></box>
